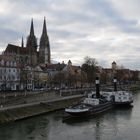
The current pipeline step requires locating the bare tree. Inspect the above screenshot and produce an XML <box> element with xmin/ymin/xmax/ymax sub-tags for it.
<box><xmin>82</xmin><ymin>56</ymin><xmax>98</xmax><ymax>86</ymax></box>
<box><xmin>84</xmin><ymin>56</ymin><xmax>98</xmax><ymax>66</ymax></box>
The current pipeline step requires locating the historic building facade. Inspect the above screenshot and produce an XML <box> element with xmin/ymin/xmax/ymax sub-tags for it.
<box><xmin>4</xmin><ymin>18</ymin><xmax>51</xmax><ymax>66</ymax></box>
<box><xmin>0</xmin><ymin>55</ymin><xmax>20</xmax><ymax>90</ymax></box>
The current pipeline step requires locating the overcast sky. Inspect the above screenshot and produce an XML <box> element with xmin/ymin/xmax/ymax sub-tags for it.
<box><xmin>0</xmin><ymin>0</ymin><xmax>140</xmax><ymax>70</ymax></box>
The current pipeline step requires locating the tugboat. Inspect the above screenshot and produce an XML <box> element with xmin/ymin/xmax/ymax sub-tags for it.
<box><xmin>102</xmin><ymin>77</ymin><xmax>133</xmax><ymax>106</ymax></box>
<box><xmin>65</xmin><ymin>77</ymin><xmax>113</xmax><ymax>117</ymax></box>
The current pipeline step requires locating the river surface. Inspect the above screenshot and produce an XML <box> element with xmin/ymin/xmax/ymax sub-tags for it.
<box><xmin>0</xmin><ymin>91</ymin><xmax>140</xmax><ymax>140</ymax></box>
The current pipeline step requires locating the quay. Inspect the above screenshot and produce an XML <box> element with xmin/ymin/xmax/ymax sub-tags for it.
<box><xmin>0</xmin><ymin>83</ymin><xmax>139</xmax><ymax>124</ymax></box>
<box><xmin>0</xmin><ymin>90</ymin><xmax>86</xmax><ymax>124</ymax></box>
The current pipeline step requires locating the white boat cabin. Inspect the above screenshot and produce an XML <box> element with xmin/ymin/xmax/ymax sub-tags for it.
<box><xmin>83</xmin><ymin>98</ymin><xmax>99</xmax><ymax>105</ymax></box>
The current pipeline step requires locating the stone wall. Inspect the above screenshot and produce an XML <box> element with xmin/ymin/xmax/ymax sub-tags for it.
<box><xmin>0</xmin><ymin>91</ymin><xmax>58</xmax><ymax>106</ymax></box>
<box><xmin>0</xmin><ymin>95</ymin><xmax>83</xmax><ymax>124</ymax></box>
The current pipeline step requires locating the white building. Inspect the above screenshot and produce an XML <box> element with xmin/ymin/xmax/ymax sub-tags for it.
<box><xmin>0</xmin><ymin>57</ymin><xmax>20</xmax><ymax>91</ymax></box>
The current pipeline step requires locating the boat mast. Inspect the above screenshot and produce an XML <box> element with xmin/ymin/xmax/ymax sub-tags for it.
<box><xmin>95</xmin><ymin>77</ymin><xmax>100</xmax><ymax>98</ymax></box>
<box><xmin>113</xmin><ymin>77</ymin><xmax>117</xmax><ymax>91</ymax></box>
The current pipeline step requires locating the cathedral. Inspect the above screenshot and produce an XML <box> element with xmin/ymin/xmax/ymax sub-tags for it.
<box><xmin>4</xmin><ymin>18</ymin><xmax>51</xmax><ymax>66</ymax></box>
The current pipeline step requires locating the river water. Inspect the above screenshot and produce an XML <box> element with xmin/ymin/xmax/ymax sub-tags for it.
<box><xmin>0</xmin><ymin>91</ymin><xmax>140</xmax><ymax>140</ymax></box>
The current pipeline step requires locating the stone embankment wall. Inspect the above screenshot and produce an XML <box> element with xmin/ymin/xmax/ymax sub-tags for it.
<box><xmin>0</xmin><ymin>91</ymin><xmax>58</xmax><ymax>106</ymax></box>
<box><xmin>0</xmin><ymin>91</ymin><xmax>84</xmax><ymax>124</ymax></box>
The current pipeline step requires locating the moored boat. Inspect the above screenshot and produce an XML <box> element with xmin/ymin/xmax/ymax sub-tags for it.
<box><xmin>65</xmin><ymin>77</ymin><xmax>113</xmax><ymax>117</ymax></box>
<box><xmin>102</xmin><ymin>77</ymin><xmax>133</xmax><ymax>106</ymax></box>
<box><xmin>102</xmin><ymin>90</ymin><xmax>133</xmax><ymax>106</ymax></box>
<box><xmin>86</xmin><ymin>77</ymin><xmax>133</xmax><ymax>106</ymax></box>
<box><xmin>65</xmin><ymin>97</ymin><xmax>112</xmax><ymax>117</ymax></box>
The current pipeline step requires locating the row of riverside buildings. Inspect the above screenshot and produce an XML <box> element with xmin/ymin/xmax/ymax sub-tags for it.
<box><xmin>0</xmin><ymin>18</ymin><xmax>140</xmax><ymax>91</ymax></box>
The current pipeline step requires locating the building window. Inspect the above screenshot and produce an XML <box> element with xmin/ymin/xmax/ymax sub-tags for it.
<box><xmin>6</xmin><ymin>61</ymin><xmax>9</xmax><ymax>66</ymax></box>
<box><xmin>10</xmin><ymin>61</ymin><xmax>13</xmax><ymax>67</ymax></box>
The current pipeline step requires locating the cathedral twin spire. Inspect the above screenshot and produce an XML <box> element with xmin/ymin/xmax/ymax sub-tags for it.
<box><xmin>42</xmin><ymin>17</ymin><xmax>47</xmax><ymax>36</ymax></box>
<box><xmin>26</xmin><ymin>18</ymin><xmax>37</xmax><ymax>51</ymax></box>
<box><xmin>25</xmin><ymin>17</ymin><xmax>50</xmax><ymax>64</ymax></box>
<box><xmin>39</xmin><ymin>17</ymin><xmax>50</xmax><ymax>64</ymax></box>
<box><xmin>30</xmin><ymin>19</ymin><xmax>35</xmax><ymax>36</ymax></box>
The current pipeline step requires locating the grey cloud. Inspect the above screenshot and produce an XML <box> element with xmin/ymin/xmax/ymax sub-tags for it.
<box><xmin>0</xmin><ymin>0</ymin><xmax>140</xmax><ymax>70</ymax></box>
<box><xmin>85</xmin><ymin>0</ymin><xmax>140</xmax><ymax>34</ymax></box>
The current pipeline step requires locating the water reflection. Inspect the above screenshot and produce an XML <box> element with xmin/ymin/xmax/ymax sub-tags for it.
<box><xmin>0</xmin><ymin>92</ymin><xmax>139</xmax><ymax>140</ymax></box>
<box><xmin>63</xmin><ymin>106</ymin><xmax>133</xmax><ymax>140</ymax></box>
<box><xmin>0</xmin><ymin>116</ymin><xmax>50</xmax><ymax>140</ymax></box>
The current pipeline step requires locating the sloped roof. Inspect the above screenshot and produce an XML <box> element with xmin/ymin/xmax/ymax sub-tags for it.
<box><xmin>63</xmin><ymin>64</ymin><xmax>81</xmax><ymax>75</ymax></box>
<box><xmin>46</xmin><ymin>63</ymin><xmax>66</xmax><ymax>70</ymax></box>
<box><xmin>5</xmin><ymin>44</ymin><xmax>19</xmax><ymax>53</ymax></box>
<box><xmin>5</xmin><ymin>44</ymin><xmax>28</xmax><ymax>55</ymax></box>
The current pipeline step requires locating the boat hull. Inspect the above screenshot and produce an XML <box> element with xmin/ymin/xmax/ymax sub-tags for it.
<box><xmin>114</xmin><ymin>100</ymin><xmax>133</xmax><ymax>106</ymax></box>
<box><xmin>65</xmin><ymin>102</ymin><xmax>112</xmax><ymax>117</ymax></box>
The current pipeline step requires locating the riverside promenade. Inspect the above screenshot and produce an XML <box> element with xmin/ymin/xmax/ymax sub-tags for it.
<box><xmin>0</xmin><ymin>94</ymin><xmax>84</xmax><ymax>111</ymax></box>
<box><xmin>0</xmin><ymin>90</ymin><xmax>86</xmax><ymax>123</ymax></box>
<box><xmin>0</xmin><ymin>87</ymin><xmax>94</xmax><ymax>109</ymax></box>
<box><xmin>0</xmin><ymin>83</ymin><xmax>138</xmax><ymax>109</ymax></box>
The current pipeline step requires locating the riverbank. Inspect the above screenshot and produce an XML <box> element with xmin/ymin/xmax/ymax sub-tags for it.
<box><xmin>129</xmin><ymin>84</ymin><xmax>140</xmax><ymax>91</ymax></box>
<box><xmin>0</xmin><ymin>94</ymin><xmax>84</xmax><ymax>124</ymax></box>
<box><xmin>0</xmin><ymin>84</ymin><xmax>139</xmax><ymax>124</ymax></box>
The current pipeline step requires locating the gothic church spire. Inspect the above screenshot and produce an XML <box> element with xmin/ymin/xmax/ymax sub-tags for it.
<box><xmin>26</xmin><ymin>18</ymin><xmax>38</xmax><ymax>65</ymax></box>
<box><xmin>42</xmin><ymin>17</ymin><xmax>47</xmax><ymax>35</ymax></box>
<box><xmin>30</xmin><ymin>18</ymin><xmax>34</xmax><ymax>35</ymax></box>
<box><xmin>26</xmin><ymin>18</ymin><xmax>37</xmax><ymax>50</ymax></box>
<box><xmin>39</xmin><ymin>17</ymin><xmax>51</xmax><ymax>64</ymax></box>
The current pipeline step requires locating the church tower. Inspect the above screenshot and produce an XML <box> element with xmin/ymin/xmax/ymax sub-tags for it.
<box><xmin>26</xmin><ymin>19</ymin><xmax>38</xmax><ymax>65</ymax></box>
<box><xmin>39</xmin><ymin>17</ymin><xmax>51</xmax><ymax>64</ymax></box>
<box><xmin>26</xmin><ymin>19</ymin><xmax>37</xmax><ymax>50</ymax></box>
